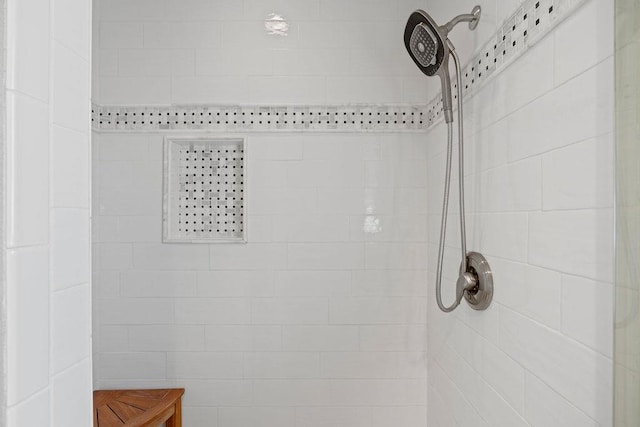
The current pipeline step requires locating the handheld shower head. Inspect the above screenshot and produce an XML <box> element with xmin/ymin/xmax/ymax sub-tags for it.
<box><xmin>403</xmin><ymin>6</ymin><xmax>481</xmax><ymax>123</ymax></box>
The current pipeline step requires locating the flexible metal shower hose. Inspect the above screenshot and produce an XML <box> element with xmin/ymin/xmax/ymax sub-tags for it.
<box><xmin>435</xmin><ymin>46</ymin><xmax>468</xmax><ymax>313</ymax></box>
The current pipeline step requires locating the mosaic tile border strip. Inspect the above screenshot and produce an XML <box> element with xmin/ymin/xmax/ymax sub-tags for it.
<box><xmin>92</xmin><ymin>104</ymin><xmax>430</xmax><ymax>133</ymax></box>
<box><xmin>91</xmin><ymin>0</ymin><xmax>587</xmax><ymax>133</ymax></box>
<box><xmin>426</xmin><ymin>0</ymin><xmax>589</xmax><ymax>125</ymax></box>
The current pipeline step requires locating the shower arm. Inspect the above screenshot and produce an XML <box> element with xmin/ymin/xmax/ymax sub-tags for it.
<box><xmin>443</xmin><ymin>6</ymin><xmax>481</xmax><ymax>33</ymax></box>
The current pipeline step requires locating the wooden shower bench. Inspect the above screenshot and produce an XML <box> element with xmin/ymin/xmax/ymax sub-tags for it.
<box><xmin>93</xmin><ymin>388</ymin><xmax>184</xmax><ymax>426</ymax></box>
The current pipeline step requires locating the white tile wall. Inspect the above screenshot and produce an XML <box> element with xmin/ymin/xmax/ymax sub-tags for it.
<box><xmin>92</xmin><ymin>0</ymin><xmax>425</xmax><ymax>105</ymax></box>
<box><xmin>92</xmin><ymin>131</ymin><xmax>428</xmax><ymax>426</ymax></box>
<box><xmin>5</xmin><ymin>0</ymin><xmax>92</xmax><ymax>423</ymax></box>
<box><xmin>425</xmin><ymin>0</ymin><xmax>615</xmax><ymax>426</ymax></box>
<box><xmin>91</xmin><ymin>0</ymin><xmax>617</xmax><ymax>426</ymax></box>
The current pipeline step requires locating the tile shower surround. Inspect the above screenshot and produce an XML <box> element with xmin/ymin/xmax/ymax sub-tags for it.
<box><xmin>425</xmin><ymin>0</ymin><xmax>614</xmax><ymax>425</ymax></box>
<box><xmin>92</xmin><ymin>0</ymin><xmax>614</xmax><ymax>426</ymax></box>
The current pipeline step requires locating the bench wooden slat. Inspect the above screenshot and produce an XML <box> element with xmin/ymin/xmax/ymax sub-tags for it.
<box><xmin>93</xmin><ymin>388</ymin><xmax>184</xmax><ymax>427</ymax></box>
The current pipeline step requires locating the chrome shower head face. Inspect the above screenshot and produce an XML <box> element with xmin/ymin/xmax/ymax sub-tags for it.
<box><xmin>404</xmin><ymin>10</ymin><xmax>446</xmax><ymax>77</ymax></box>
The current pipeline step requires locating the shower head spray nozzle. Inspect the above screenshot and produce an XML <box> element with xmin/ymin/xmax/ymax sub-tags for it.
<box><xmin>404</xmin><ymin>6</ymin><xmax>481</xmax><ymax>123</ymax></box>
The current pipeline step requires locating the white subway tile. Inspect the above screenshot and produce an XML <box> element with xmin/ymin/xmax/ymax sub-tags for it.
<box><xmin>51</xmin><ymin>285</ymin><xmax>91</xmax><ymax>374</ymax></box>
<box><xmin>364</xmin><ymin>242</ymin><xmax>427</xmax><ymax>270</ymax></box>
<box><xmin>507</xmin><ymin>58</ymin><xmax>613</xmax><ymax>162</ymax></box>
<box><xmin>98</xmin><ymin>186</ymin><xmax>162</xmax><ymax>216</ymax></box>
<box><xmin>119</xmin><ymin>49</ymin><xmax>195</xmax><ymax>76</ymax></box>
<box><xmin>117</xmin><ymin>216</ymin><xmax>163</xmax><ymax>243</ymax></box>
<box><xmin>273</xmin><ymin>215</ymin><xmax>350</xmax><ymax>242</ymax></box>
<box><xmin>542</xmin><ymin>134</ymin><xmax>614</xmax><ymax>210</ymax></box>
<box><xmin>498</xmin><ymin>307</ymin><xmax>612</xmax><ymax>425</ymax></box>
<box><xmin>246</xmin><ymin>160</ymin><xmax>287</xmax><ymax>188</ymax></box>
<box><xmin>144</xmin><ymin>22</ymin><xmax>221</xmax><ymax>48</ymax></box>
<box><xmin>327</xmin><ymin>76</ymin><xmax>404</xmax><ymax>104</ymax></box>
<box><xmin>210</xmin><ymin>243</ymin><xmax>286</xmax><ymax>270</ymax></box>
<box><xmin>351</xmin><ymin>270</ymin><xmax>427</xmax><ymax>297</ymax></box>
<box><xmin>95</xmin><ymin>243</ymin><xmax>133</xmax><ymax>270</ymax></box>
<box><xmin>98</xmin><ymin>0</ymin><xmax>166</xmax><ymax>21</ymax></box>
<box><xmin>247</xmin><ymin>77</ymin><xmax>326</xmax><ymax>105</ymax></box>
<box><xmin>295</xmin><ymin>407</ymin><xmax>372</xmax><ymax>427</ymax></box>
<box><xmin>492</xmin><ymin>259</ymin><xmax>562</xmax><ymax>330</ymax></box>
<box><xmin>51</xmin><ymin>126</ymin><xmax>90</xmax><ymax>208</ymax></box>
<box><xmin>252</xmin><ymin>297</ymin><xmax>328</xmax><ymax>325</ymax></box>
<box><xmin>96</xmin><ymin>134</ymin><xmax>150</xmax><ymax>161</ymax></box>
<box><xmin>51</xmin><ymin>209</ymin><xmax>90</xmax><ymax>290</ymax></box>
<box><xmin>320</xmin><ymin>352</ymin><xmax>398</xmax><ymax>378</ymax></box>
<box><xmin>206</xmin><ymin>325</ymin><xmax>282</xmax><ymax>351</ymax></box>
<box><xmin>286</xmin><ymin>160</ymin><xmax>365</xmax><ymax>188</ymax></box>
<box><xmin>245</xmin><ymin>352</ymin><xmax>320</xmax><ymax>378</ymax></box>
<box><xmin>173</xmin><ymin>75</ymin><xmax>249</xmax><ymax>104</ymax></box>
<box><xmin>247</xmin><ymin>215</ymin><xmax>275</xmax><ymax>242</ymax></box>
<box><xmin>51</xmin><ymin>359</ymin><xmax>93</xmax><ymax>427</ymax></box>
<box><xmin>330</xmin><ymin>297</ymin><xmax>426</xmax><ymax>325</ymax></box>
<box><xmin>7</xmin><ymin>390</ymin><xmax>50</xmax><ymax>427</ymax></box>
<box><xmin>366</xmin><ymin>159</ymin><xmax>428</xmax><ymax>188</ymax></box>
<box><xmin>528</xmin><ymin>209</ymin><xmax>613</xmax><ymax>282</ymax></box>
<box><xmin>253</xmin><ymin>380</ymin><xmax>332</xmax><ymax>406</ymax></box>
<box><xmin>485</xmin><ymin>35</ymin><xmax>555</xmax><ymax>123</ymax></box>
<box><xmin>166</xmin><ymin>0</ymin><xmax>243</xmax><ymax>21</ymax></box>
<box><xmin>129</xmin><ymin>325</ymin><xmax>205</xmax><ymax>351</ymax></box>
<box><xmin>197</xmin><ymin>48</ymin><xmax>273</xmax><ymax>76</ymax></box>
<box><xmin>316</xmin><ymin>188</ymin><xmax>395</xmax><ymax>216</ymax></box>
<box><xmin>359</xmin><ymin>325</ymin><xmax>426</xmax><ymax>352</ymax></box>
<box><xmin>7</xmin><ymin>247</ymin><xmax>49</xmax><ymax>405</ymax></box>
<box><xmin>561</xmin><ymin>275</ymin><xmax>613</xmax><ymax>357</ymax></box>
<box><xmin>183</xmin><ymin>407</ymin><xmax>219</xmax><ymax>427</ymax></box>
<box><xmin>474</xmin><ymin>213</ymin><xmax>529</xmax><ymax>262</ymax></box>
<box><xmin>298</xmin><ymin>22</ymin><xmax>375</xmax><ymax>49</ymax></box>
<box><xmin>197</xmin><ymin>271</ymin><xmax>274</xmax><ymax>297</ymax></box>
<box><xmin>93</xmin><ymin>270</ymin><xmax>120</xmax><ymax>298</ymax></box>
<box><xmin>97</xmin><ymin>48</ymin><xmax>119</xmax><ymax>76</ymax></box>
<box><xmin>398</xmin><ymin>352</ymin><xmax>428</xmax><ymax>379</ymax></box>
<box><xmin>327</xmin><ymin>379</ymin><xmax>410</xmax><ymax>406</ymax></box>
<box><xmin>219</xmin><ymin>407</ymin><xmax>295</xmax><ymax>427</ymax></box>
<box><xmin>96</xmin><ymin>326</ymin><xmax>129</xmax><ymax>352</ymax></box>
<box><xmin>370</xmin><ymin>406</ymin><xmax>427</xmax><ymax>427</ymax></box>
<box><xmin>274</xmin><ymin>271</ymin><xmax>351</xmax><ymax>297</ymax></box>
<box><xmin>175</xmin><ymin>298</ymin><xmax>251</xmax><ymax>324</ymax></box>
<box><xmin>100</xmin><ymin>23</ymin><xmax>143</xmax><ymax>48</ymax></box>
<box><xmin>349</xmin><ymin>215</ymin><xmax>428</xmax><ymax>243</ymax></box>
<box><xmin>242</xmin><ymin>0</ymin><xmax>320</xmax><ymax>20</ymax></box>
<box><xmin>7</xmin><ymin>94</ymin><xmax>49</xmax><ymax>247</ymax></box>
<box><xmin>524</xmin><ymin>373</ymin><xmax>599</xmax><ymax>427</ymax></box>
<box><xmin>282</xmin><ymin>326</ymin><xmax>358</xmax><ymax>351</ymax></box>
<box><xmin>273</xmin><ymin>49</ymin><xmax>349</xmax><ymax>76</ymax></box>
<box><xmin>99</xmin><ymin>76</ymin><xmax>171</xmax><ymax>104</ymax></box>
<box><xmin>554</xmin><ymin>0</ymin><xmax>614</xmax><ymax>85</ymax></box>
<box><xmin>98</xmin><ymin>352</ymin><xmax>166</xmax><ymax>380</ymax></box>
<box><xmin>134</xmin><ymin>243</ymin><xmax>210</xmax><ymax>270</ymax></box>
<box><xmin>7</xmin><ymin>0</ymin><xmax>49</xmax><ymax>100</ymax></box>
<box><xmin>179</xmin><ymin>380</ymin><xmax>252</xmax><ymax>406</ymax></box>
<box><xmin>249</xmin><ymin>137</ymin><xmax>303</xmax><ymax>161</ymax></box>
<box><xmin>167</xmin><ymin>352</ymin><xmax>243</xmax><ymax>379</ymax></box>
<box><xmin>221</xmin><ymin>21</ymin><xmax>298</xmax><ymax>50</ymax></box>
<box><xmin>121</xmin><ymin>270</ymin><xmax>196</xmax><ymax>297</ymax></box>
<box><xmin>475</xmin><ymin>157</ymin><xmax>542</xmax><ymax>212</ymax></box>
<box><xmin>287</xmin><ymin>243</ymin><xmax>364</xmax><ymax>270</ymax></box>
<box><xmin>98</xmin><ymin>298</ymin><xmax>174</xmax><ymax>324</ymax></box>
<box><xmin>53</xmin><ymin>0</ymin><xmax>91</xmax><ymax>59</ymax></box>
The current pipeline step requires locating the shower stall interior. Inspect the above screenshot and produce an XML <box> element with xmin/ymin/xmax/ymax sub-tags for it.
<box><xmin>2</xmin><ymin>0</ymin><xmax>637</xmax><ymax>425</ymax></box>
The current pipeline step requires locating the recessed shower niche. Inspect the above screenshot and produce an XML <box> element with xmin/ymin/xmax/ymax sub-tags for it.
<box><xmin>163</xmin><ymin>136</ymin><xmax>246</xmax><ymax>243</ymax></box>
